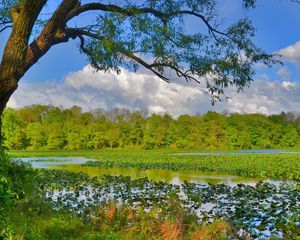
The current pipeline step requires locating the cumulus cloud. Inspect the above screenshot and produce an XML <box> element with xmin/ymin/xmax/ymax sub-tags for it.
<box><xmin>277</xmin><ymin>41</ymin><xmax>300</xmax><ymax>66</ymax></box>
<box><xmin>282</xmin><ymin>81</ymin><xmax>296</xmax><ymax>89</ymax></box>
<box><xmin>7</xmin><ymin>65</ymin><xmax>300</xmax><ymax>116</ymax></box>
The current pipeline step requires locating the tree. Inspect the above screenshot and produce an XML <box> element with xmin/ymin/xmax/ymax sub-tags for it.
<box><xmin>0</xmin><ymin>0</ymin><xmax>275</xmax><ymax>143</ymax></box>
<box><xmin>46</xmin><ymin>123</ymin><xmax>65</xmax><ymax>149</ymax></box>
<box><xmin>26</xmin><ymin>122</ymin><xmax>46</xmax><ymax>149</ymax></box>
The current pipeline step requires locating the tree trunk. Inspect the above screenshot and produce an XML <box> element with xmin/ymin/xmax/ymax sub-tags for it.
<box><xmin>0</xmin><ymin>0</ymin><xmax>47</xmax><ymax>147</ymax></box>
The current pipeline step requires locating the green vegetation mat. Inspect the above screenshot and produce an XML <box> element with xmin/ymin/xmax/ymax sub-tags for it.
<box><xmin>10</xmin><ymin>149</ymin><xmax>300</xmax><ymax>181</ymax></box>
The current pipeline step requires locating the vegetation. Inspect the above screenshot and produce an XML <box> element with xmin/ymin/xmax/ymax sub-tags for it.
<box><xmin>3</xmin><ymin>105</ymin><xmax>299</xmax><ymax>151</ymax></box>
<box><xmin>1</xmin><ymin>153</ymin><xmax>237</xmax><ymax>240</ymax></box>
<box><xmin>2</xmin><ymin>159</ymin><xmax>299</xmax><ymax>239</ymax></box>
<box><xmin>10</xmin><ymin>148</ymin><xmax>300</xmax><ymax>181</ymax></box>
<box><xmin>6</xmin><ymin>168</ymin><xmax>299</xmax><ymax>239</ymax></box>
<box><xmin>84</xmin><ymin>152</ymin><xmax>300</xmax><ymax>181</ymax></box>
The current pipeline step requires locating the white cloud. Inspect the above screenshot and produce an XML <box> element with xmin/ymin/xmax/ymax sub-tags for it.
<box><xmin>277</xmin><ymin>67</ymin><xmax>291</xmax><ymax>80</ymax></box>
<box><xmin>277</xmin><ymin>41</ymin><xmax>300</xmax><ymax>66</ymax></box>
<box><xmin>282</xmin><ymin>81</ymin><xmax>296</xmax><ymax>89</ymax></box>
<box><xmin>7</xmin><ymin>65</ymin><xmax>300</xmax><ymax>116</ymax></box>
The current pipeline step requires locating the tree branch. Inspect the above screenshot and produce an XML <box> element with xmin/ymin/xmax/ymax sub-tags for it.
<box><xmin>65</xmin><ymin>28</ymin><xmax>171</xmax><ymax>82</ymax></box>
<box><xmin>66</xmin><ymin>3</ymin><xmax>168</xmax><ymax>23</ymax></box>
<box><xmin>151</xmin><ymin>62</ymin><xmax>200</xmax><ymax>83</ymax></box>
<box><xmin>169</xmin><ymin>10</ymin><xmax>232</xmax><ymax>41</ymax></box>
<box><xmin>66</xmin><ymin>3</ymin><xmax>231</xmax><ymax>41</ymax></box>
<box><xmin>25</xmin><ymin>0</ymin><xmax>80</xmax><ymax>71</ymax></box>
<box><xmin>0</xmin><ymin>25</ymin><xmax>12</xmax><ymax>33</ymax></box>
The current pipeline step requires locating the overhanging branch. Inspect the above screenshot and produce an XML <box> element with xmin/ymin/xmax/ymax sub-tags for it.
<box><xmin>65</xmin><ymin>28</ymin><xmax>177</xmax><ymax>83</ymax></box>
<box><xmin>66</xmin><ymin>3</ymin><xmax>231</xmax><ymax>42</ymax></box>
<box><xmin>66</xmin><ymin>3</ymin><xmax>168</xmax><ymax>23</ymax></box>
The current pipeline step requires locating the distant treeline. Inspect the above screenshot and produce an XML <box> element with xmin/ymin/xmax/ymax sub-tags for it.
<box><xmin>2</xmin><ymin>105</ymin><xmax>300</xmax><ymax>150</ymax></box>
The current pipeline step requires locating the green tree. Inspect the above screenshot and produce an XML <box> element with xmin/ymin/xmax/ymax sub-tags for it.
<box><xmin>280</xmin><ymin>124</ymin><xmax>298</xmax><ymax>147</ymax></box>
<box><xmin>46</xmin><ymin>123</ymin><xmax>65</xmax><ymax>150</ymax></box>
<box><xmin>2</xmin><ymin>108</ymin><xmax>18</xmax><ymax>149</ymax></box>
<box><xmin>0</xmin><ymin>0</ymin><xmax>275</xmax><ymax>143</ymax></box>
<box><xmin>64</xmin><ymin>126</ymin><xmax>84</xmax><ymax>150</ymax></box>
<box><xmin>26</xmin><ymin>122</ymin><xmax>46</xmax><ymax>150</ymax></box>
<box><xmin>170</xmin><ymin>115</ymin><xmax>194</xmax><ymax>148</ymax></box>
<box><xmin>201</xmin><ymin>112</ymin><xmax>227</xmax><ymax>149</ymax></box>
<box><xmin>7</xmin><ymin>126</ymin><xmax>27</xmax><ymax>149</ymax></box>
<box><xmin>143</xmin><ymin>114</ymin><xmax>172</xmax><ymax>148</ymax></box>
<box><xmin>2</xmin><ymin>108</ymin><xmax>28</xmax><ymax>149</ymax></box>
<box><xmin>226</xmin><ymin>114</ymin><xmax>251</xmax><ymax>149</ymax></box>
<box><xmin>118</xmin><ymin>120</ymin><xmax>131</xmax><ymax>147</ymax></box>
<box><xmin>92</xmin><ymin>132</ymin><xmax>108</xmax><ymax>149</ymax></box>
<box><xmin>128</xmin><ymin>112</ymin><xmax>145</xmax><ymax>146</ymax></box>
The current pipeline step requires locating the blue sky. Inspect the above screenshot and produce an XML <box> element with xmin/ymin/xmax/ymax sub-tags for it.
<box><xmin>2</xmin><ymin>0</ymin><xmax>300</xmax><ymax>115</ymax></box>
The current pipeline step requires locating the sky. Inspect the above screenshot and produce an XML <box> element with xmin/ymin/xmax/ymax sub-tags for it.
<box><xmin>1</xmin><ymin>0</ymin><xmax>300</xmax><ymax>116</ymax></box>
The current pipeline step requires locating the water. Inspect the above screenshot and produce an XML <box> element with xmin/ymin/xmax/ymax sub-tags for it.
<box><xmin>16</xmin><ymin>156</ymin><xmax>269</xmax><ymax>186</ymax></box>
<box><xmin>15</xmin><ymin>157</ymin><xmax>90</xmax><ymax>168</ymax></box>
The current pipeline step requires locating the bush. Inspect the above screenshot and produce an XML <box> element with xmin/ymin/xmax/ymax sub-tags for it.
<box><xmin>0</xmin><ymin>177</ymin><xmax>14</xmax><ymax>219</ymax></box>
<box><xmin>0</xmin><ymin>151</ymin><xmax>37</xmax><ymax>198</ymax></box>
<box><xmin>0</xmin><ymin>150</ymin><xmax>38</xmax><ymax>233</ymax></box>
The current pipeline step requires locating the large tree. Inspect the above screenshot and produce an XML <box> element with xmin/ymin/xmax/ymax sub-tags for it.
<box><xmin>0</xmin><ymin>0</ymin><xmax>274</xmax><ymax>140</ymax></box>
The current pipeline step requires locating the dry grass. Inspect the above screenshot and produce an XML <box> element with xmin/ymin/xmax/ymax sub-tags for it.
<box><xmin>160</xmin><ymin>221</ymin><xmax>183</xmax><ymax>240</ymax></box>
<box><xmin>106</xmin><ymin>204</ymin><xmax>117</xmax><ymax>222</ymax></box>
<box><xmin>192</xmin><ymin>220</ymin><xmax>231</xmax><ymax>240</ymax></box>
<box><xmin>92</xmin><ymin>202</ymin><xmax>232</xmax><ymax>240</ymax></box>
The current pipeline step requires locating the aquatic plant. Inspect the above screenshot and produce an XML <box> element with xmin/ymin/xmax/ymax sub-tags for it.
<box><xmin>37</xmin><ymin>169</ymin><xmax>300</xmax><ymax>239</ymax></box>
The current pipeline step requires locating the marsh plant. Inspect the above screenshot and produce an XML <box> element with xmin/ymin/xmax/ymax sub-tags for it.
<box><xmin>37</xmin><ymin>169</ymin><xmax>300</xmax><ymax>239</ymax></box>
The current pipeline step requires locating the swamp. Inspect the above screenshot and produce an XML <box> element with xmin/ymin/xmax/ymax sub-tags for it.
<box><xmin>4</xmin><ymin>149</ymin><xmax>299</xmax><ymax>239</ymax></box>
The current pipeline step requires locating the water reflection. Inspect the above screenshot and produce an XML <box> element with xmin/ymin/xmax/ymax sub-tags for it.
<box><xmin>52</xmin><ymin>164</ymin><xmax>262</xmax><ymax>186</ymax></box>
<box><xmin>15</xmin><ymin>157</ymin><xmax>89</xmax><ymax>168</ymax></box>
<box><xmin>17</xmin><ymin>157</ymin><xmax>269</xmax><ymax>186</ymax></box>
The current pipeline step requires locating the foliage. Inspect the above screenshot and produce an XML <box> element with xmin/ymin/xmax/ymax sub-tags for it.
<box><xmin>2</xmin><ymin>105</ymin><xmax>299</xmax><ymax>151</ymax></box>
<box><xmin>67</xmin><ymin>0</ymin><xmax>275</xmax><ymax>99</ymax></box>
<box><xmin>0</xmin><ymin>176</ymin><xmax>14</xmax><ymax>225</ymax></box>
<box><xmin>0</xmin><ymin>150</ymin><xmax>39</xmax><ymax>236</ymax></box>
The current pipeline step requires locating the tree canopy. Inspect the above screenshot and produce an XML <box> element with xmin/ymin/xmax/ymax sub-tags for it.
<box><xmin>0</xmin><ymin>0</ymin><xmax>277</xmax><ymax>118</ymax></box>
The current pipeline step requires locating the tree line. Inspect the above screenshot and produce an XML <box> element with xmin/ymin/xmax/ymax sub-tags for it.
<box><xmin>2</xmin><ymin>105</ymin><xmax>299</xmax><ymax>150</ymax></box>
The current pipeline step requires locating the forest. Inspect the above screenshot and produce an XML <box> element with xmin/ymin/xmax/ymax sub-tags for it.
<box><xmin>2</xmin><ymin>105</ymin><xmax>299</xmax><ymax>150</ymax></box>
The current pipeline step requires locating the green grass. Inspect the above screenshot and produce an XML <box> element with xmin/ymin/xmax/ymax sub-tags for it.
<box><xmin>9</xmin><ymin>149</ymin><xmax>300</xmax><ymax>181</ymax></box>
